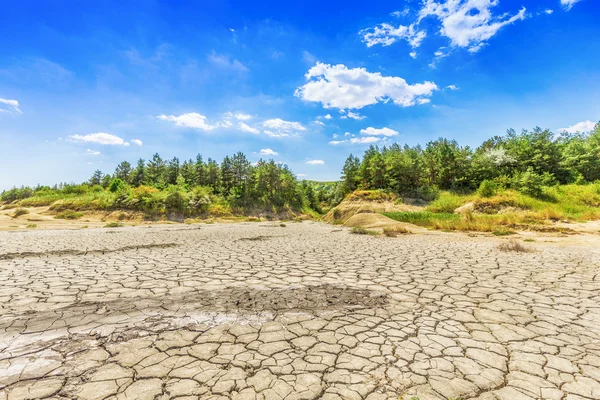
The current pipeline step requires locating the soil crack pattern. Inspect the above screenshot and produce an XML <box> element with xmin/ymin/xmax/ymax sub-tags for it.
<box><xmin>1</xmin><ymin>222</ymin><xmax>599</xmax><ymax>400</ymax></box>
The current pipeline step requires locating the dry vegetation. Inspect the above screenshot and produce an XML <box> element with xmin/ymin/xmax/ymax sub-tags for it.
<box><xmin>497</xmin><ymin>239</ymin><xmax>535</xmax><ymax>253</ymax></box>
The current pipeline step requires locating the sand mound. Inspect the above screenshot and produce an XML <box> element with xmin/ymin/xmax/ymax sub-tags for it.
<box><xmin>324</xmin><ymin>190</ymin><xmax>423</xmax><ymax>223</ymax></box>
<box><xmin>344</xmin><ymin>213</ymin><xmax>424</xmax><ymax>232</ymax></box>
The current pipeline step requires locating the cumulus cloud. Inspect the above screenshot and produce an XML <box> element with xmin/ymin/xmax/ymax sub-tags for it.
<box><xmin>544</xmin><ymin>9</ymin><xmax>554</xmax><ymax>14</ymax></box>
<box><xmin>360</xmin><ymin>127</ymin><xmax>399</xmax><ymax>137</ymax></box>
<box><xmin>559</xmin><ymin>120</ymin><xmax>597</xmax><ymax>133</ymax></box>
<box><xmin>342</xmin><ymin>111</ymin><xmax>366</xmax><ymax>120</ymax></box>
<box><xmin>68</xmin><ymin>133</ymin><xmax>129</xmax><ymax>146</ymax></box>
<box><xmin>238</xmin><ymin>122</ymin><xmax>260</xmax><ymax>134</ymax></box>
<box><xmin>315</xmin><ymin>120</ymin><xmax>325</xmax><ymax>125</ymax></box>
<box><xmin>419</xmin><ymin>0</ymin><xmax>526</xmax><ymax>53</ymax></box>
<box><xmin>131</xmin><ymin>139</ymin><xmax>143</xmax><ymax>146</ymax></box>
<box><xmin>329</xmin><ymin>136</ymin><xmax>382</xmax><ymax>145</ymax></box>
<box><xmin>360</xmin><ymin>23</ymin><xmax>426</xmax><ymax>48</ymax></box>
<box><xmin>560</xmin><ymin>0</ymin><xmax>582</xmax><ymax>10</ymax></box>
<box><xmin>0</xmin><ymin>98</ymin><xmax>22</xmax><ymax>113</ymax></box>
<box><xmin>306</xmin><ymin>159</ymin><xmax>325</xmax><ymax>165</ymax></box>
<box><xmin>86</xmin><ymin>149</ymin><xmax>101</xmax><ymax>156</ymax></box>
<box><xmin>409</xmin><ymin>51</ymin><xmax>418</xmax><ymax>59</ymax></box>
<box><xmin>157</xmin><ymin>113</ymin><xmax>216</xmax><ymax>131</ymax></box>
<box><xmin>260</xmin><ymin>148</ymin><xmax>278</xmax><ymax>156</ymax></box>
<box><xmin>295</xmin><ymin>62</ymin><xmax>437</xmax><ymax>110</ymax></box>
<box><xmin>262</xmin><ymin>118</ymin><xmax>306</xmax><ymax>137</ymax></box>
<box><xmin>233</xmin><ymin>112</ymin><xmax>252</xmax><ymax>121</ymax></box>
<box><xmin>446</xmin><ymin>84</ymin><xmax>459</xmax><ymax>90</ymax></box>
<box><xmin>324</xmin><ymin>114</ymin><xmax>332</xmax><ymax>120</ymax></box>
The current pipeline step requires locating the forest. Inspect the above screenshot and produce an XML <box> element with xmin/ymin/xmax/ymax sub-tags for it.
<box><xmin>2</xmin><ymin>123</ymin><xmax>600</xmax><ymax>220</ymax></box>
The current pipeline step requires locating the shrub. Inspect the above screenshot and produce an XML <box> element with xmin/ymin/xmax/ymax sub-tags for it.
<box><xmin>514</xmin><ymin>168</ymin><xmax>544</xmax><ymax>198</ymax></box>
<box><xmin>104</xmin><ymin>222</ymin><xmax>124</xmax><ymax>228</ymax></box>
<box><xmin>189</xmin><ymin>186</ymin><xmax>213</xmax><ymax>213</ymax></box>
<box><xmin>497</xmin><ymin>239</ymin><xmax>534</xmax><ymax>253</ymax></box>
<box><xmin>55</xmin><ymin>210</ymin><xmax>84</xmax><ymax>220</ymax></box>
<box><xmin>1</xmin><ymin>187</ymin><xmax>34</xmax><ymax>202</ymax></box>
<box><xmin>477</xmin><ymin>180</ymin><xmax>497</xmax><ymax>198</ymax></box>
<box><xmin>109</xmin><ymin>178</ymin><xmax>125</xmax><ymax>193</ymax></box>
<box><xmin>26</xmin><ymin>224</ymin><xmax>37</xmax><ymax>228</ymax></box>
<box><xmin>351</xmin><ymin>226</ymin><xmax>368</xmax><ymax>234</ymax></box>
<box><xmin>383</xmin><ymin>226</ymin><xmax>411</xmax><ymax>236</ymax></box>
<box><xmin>164</xmin><ymin>191</ymin><xmax>188</xmax><ymax>214</ymax></box>
<box><xmin>12</xmin><ymin>208</ymin><xmax>29</xmax><ymax>218</ymax></box>
<box><xmin>426</xmin><ymin>192</ymin><xmax>465</xmax><ymax>213</ymax></box>
<box><xmin>332</xmin><ymin>208</ymin><xmax>342</xmax><ymax>220</ymax></box>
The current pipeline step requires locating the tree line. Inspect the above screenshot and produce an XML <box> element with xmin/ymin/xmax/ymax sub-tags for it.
<box><xmin>339</xmin><ymin>124</ymin><xmax>600</xmax><ymax>200</ymax></box>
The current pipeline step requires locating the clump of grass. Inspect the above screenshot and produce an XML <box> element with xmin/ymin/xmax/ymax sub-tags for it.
<box><xmin>350</xmin><ymin>226</ymin><xmax>378</xmax><ymax>235</ymax></box>
<box><xmin>523</xmin><ymin>238</ymin><xmax>535</xmax><ymax>242</ymax></box>
<box><xmin>117</xmin><ymin>212</ymin><xmax>127</xmax><ymax>221</ymax></box>
<box><xmin>55</xmin><ymin>210</ymin><xmax>84</xmax><ymax>220</ymax></box>
<box><xmin>492</xmin><ymin>228</ymin><xmax>516</xmax><ymax>236</ymax></box>
<box><xmin>26</xmin><ymin>223</ymin><xmax>37</xmax><ymax>228</ymax></box>
<box><xmin>104</xmin><ymin>222</ymin><xmax>124</xmax><ymax>228</ymax></box>
<box><xmin>280</xmin><ymin>223</ymin><xmax>287</xmax><ymax>227</ymax></box>
<box><xmin>497</xmin><ymin>239</ymin><xmax>534</xmax><ymax>253</ymax></box>
<box><xmin>383</xmin><ymin>226</ymin><xmax>411</xmax><ymax>237</ymax></box>
<box><xmin>12</xmin><ymin>208</ymin><xmax>29</xmax><ymax>218</ymax></box>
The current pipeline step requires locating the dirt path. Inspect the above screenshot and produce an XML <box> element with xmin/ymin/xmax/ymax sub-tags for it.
<box><xmin>1</xmin><ymin>222</ymin><xmax>599</xmax><ymax>399</ymax></box>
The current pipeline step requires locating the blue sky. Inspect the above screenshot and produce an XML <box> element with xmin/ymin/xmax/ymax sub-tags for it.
<box><xmin>1</xmin><ymin>0</ymin><xmax>599</xmax><ymax>189</ymax></box>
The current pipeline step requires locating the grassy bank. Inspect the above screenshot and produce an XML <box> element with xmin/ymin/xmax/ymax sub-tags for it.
<box><xmin>383</xmin><ymin>184</ymin><xmax>600</xmax><ymax>233</ymax></box>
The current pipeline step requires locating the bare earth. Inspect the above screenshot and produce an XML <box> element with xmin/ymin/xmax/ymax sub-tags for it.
<box><xmin>1</xmin><ymin>222</ymin><xmax>599</xmax><ymax>400</ymax></box>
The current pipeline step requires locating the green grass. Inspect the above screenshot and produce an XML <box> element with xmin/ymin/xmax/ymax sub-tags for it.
<box><xmin>383</xmin><ymin>211</ymin><xmax>460</xmax><ymax>226</ymax></box>
<box><xmin>25</xmin><ymin>224</ymin><xmax>37</xmax><ymax>228</ymax></box>
<box><xmin>54</xmin><ymin>210</ymin><xmax>84</xmax><ymax>220</ymax></box>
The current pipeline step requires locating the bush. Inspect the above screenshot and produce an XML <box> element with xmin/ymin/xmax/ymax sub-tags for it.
<box><xmin>109</xmin><ymin>178</ymin><xmax>125</xmax><ymax>193</ymax></box>
<box><xmin>351</xmin><ymin>226</ymin><xmax>368</xmax><ymax>234</ymax></box>
<box><xmin>383</xmin><ymin>226</ymin><xmax>411</xmax><ymax>236</ymax></box>
<box><xmin>413</xmin><ymin>186</ymin><xmax>440</xmax><ymax>202</ymax></box>
<box><xmin>426</xmin><ymin>192</ymin><xmax>465</xmax><ymax>213</ymax></box>
<box><xmin>12</xmin><ymin>208</ymin><xmax>29</xmax><ymax>218</ymax></box>
<box><xmin>189</xmin><ymin>186</ymin><xmax>213</xmax><ymax>213</ymax></box>
<box><xmin>164</xmin><ymin>191</ymin><xmax>188</xmax><ymax>214</ymax></box>
<box><xmin>104</xmin><ymin>222</ymin><xmax>124</xmax><ymax>228</ymax></box>
<box><xmin>55</xmin><ymin>210</ymin><xmax>84</xmax><ymax>220</ymax></box>
<box><xmin>1</xmin><ymin>187</ymin><xmax>34</xmax><ymax>203</ymax></box>
<box><xmin>514</xmin><ymin>168</ymin><xmax>544</xmax><ymax>198</ymax></box>
<box><xmin>477</xmin><ymin>180</ymin><xmax>497</xmax><ymax>198</ymax></box>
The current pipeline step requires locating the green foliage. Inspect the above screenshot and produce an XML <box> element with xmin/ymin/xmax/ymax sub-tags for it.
<box><xmin>164</xmin><ymin>190</ymin><xmax>188</xmax><ymax>214</ymax></box>
<box><xmin>109</xmin><ymin>178</ymin><xmax>125</xmax><ymax>193</ymax></box>
<box><xmin>513</xmin><ymin>168</ymin><xmax>544</xmax><ymax>198</ymax></box>
<box><xmin>350</xmin><ymin>226</ymin><xmax>378</xmax><ymax>235</ymax></box>
<box><xmin>426</xmin><ymin>192</ymin><xmax>464</xmax><ymax>213</ymax></box>
<box><xmin>478</xmin><ymin>180</ymin><xmax>498</xmax><ymax>198</ymax></box>
<box><xmin>1</xmin><ymin>186</ymin><xmax>34</xmax><ymax>202</ymax></box>
<box><xmin>384</xmin><ymin>211</ymin><xmax>460</xmax><ymax>226</ymax></box>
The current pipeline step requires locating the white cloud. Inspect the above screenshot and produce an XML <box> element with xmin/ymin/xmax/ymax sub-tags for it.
<box><xmin>306</xmin><ymin>159</ymin><xmax>325</xmax><ymax>165</ymax></box>
<box><xmin>544</xmin><ymin>9</ymin><xmax>554</xmax><ymax>14</ymax></box>
<box><xmin>360</xmin><ymin>127</ymin><xmax>399</xmax><ymax>137</ymax></box>
<box><xmin>342</xmin><ymin>111</ymin><xmax>366</xmax><ymax>120</ymax></box>
<box><xmin>296</xmin><ymin>173</ymin><xmax>307</xmax><ymax>177</ymax></box>
<box><xmin>0</xmin><ymin>98</ymin><xmax>22</xmax><ymax>113</ymax></box>
<box><xmin>559</xmin><ymin>120</ymin><xmax>597</xmax><ymax>133</ymax></box>
<box><xmin>560</xmin><ymin>0</ymin><xmax>582</xmax><ymax>10</ymax></box>
<box><xmin>260</xmin><ymin>148</ymin><xmax>278</xmax><ymax>156</ymax></box>
<box><xmin>315</xmin><ymin>120</ymin><xmax>325</xmax><ymax>125</ymax></box>
<box><xmin>262</xmin><ymin>118</ymin><xmax>306</xmax><ymax>137</ymax></box>
<box><xmin>131</xmin><ymin>139</ymin><xmax>143</xmax><ymax>146</ymax></box>
<box><xmin>207</xmin><ymin>51</ymin><xmax>248</xmax><ymax>72</ymax></box>
<box><xmin>329</xmin><ymin>136</ymin><xmax>382</xmax><ymax>145</ymax></box>
<box><xmin>234</xmin><ymin>112</ymin><xmax>252</xmax><ymax>121</ymax></box>
<box><xmin>86</xmin><ymin>149</ymin><xmax>101</xmax><ymax>156</ymax></box>
<box><xmin>295</xmin><ymin>62</ymin><xmax>437</xmax><ymax>110</ymax></box>
<box><xmin>68</xmin><ymin>133</ymin><xmax>129</xmax><ymax>146</ymax></box>
<box><xmin>324</xmin><ymin>114</ymin><xmax>332</xmax><ymax>120</ymax></box>
<box><xmin>409</xmin><ymin>51</ymin><xmax>418</xmax><ymax>59</ymax></box>
<box><xmin>446</xmin><ymin>84</ymin><xmax>459</xmax><ymax>90</ymax></box>
<box><xmin>391</xmin><ymin>9</ymin><xmax>410</xmax><ymax>17</ymax></box>
<box><xmin>238</xmin><ymin>122</ymin><xmax>260</xmax><ymax>134</ymax></box>
<box><xmin>419</xmin><ymin>0</ymin><xmax>526</xmax><ymax>52</ymax></box>
<box><xmin>157</xmin><ymin>113</ymin><xmax>216</xmax><ymax>131</ymax></box>
<box><xmin>360</xmin><ymin>23</ymin><xmax>426</xmax><ymax>48</ymax></box>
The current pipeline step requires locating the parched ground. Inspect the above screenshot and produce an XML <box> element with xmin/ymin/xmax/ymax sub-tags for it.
<box><xmin>1</xmin><ymin>223</ymin><xmax>599</xmax><ymax>400</ymax></box>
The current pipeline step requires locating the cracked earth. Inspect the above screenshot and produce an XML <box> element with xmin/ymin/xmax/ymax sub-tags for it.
<box><xmin>1</xmin><ymin>222</ymin><xmax>599</xmax><ymax>400</ymax></box>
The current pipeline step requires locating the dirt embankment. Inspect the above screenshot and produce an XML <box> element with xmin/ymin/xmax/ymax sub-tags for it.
<box><xmin>323</xmin><ymin>190</ymin><xmax>426</xmax><ymax>232</ymax></box>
